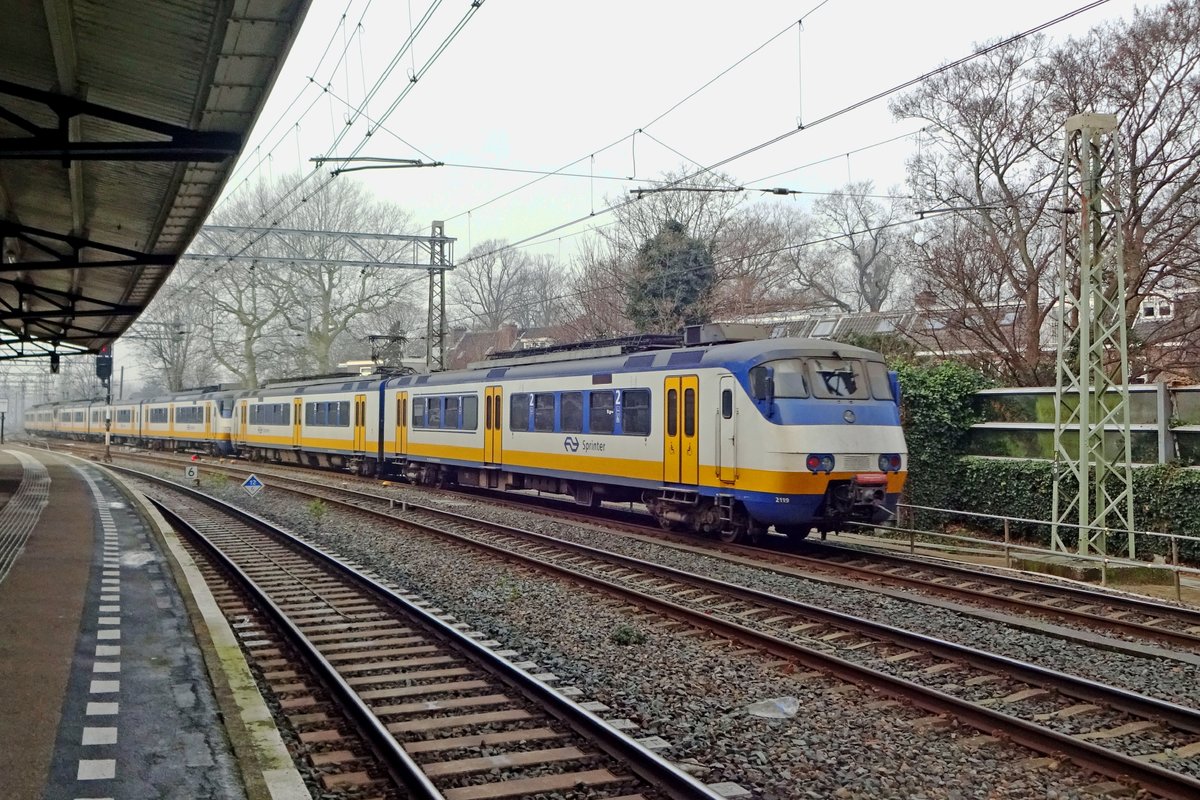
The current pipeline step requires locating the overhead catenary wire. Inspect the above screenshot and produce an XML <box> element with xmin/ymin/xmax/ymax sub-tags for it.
<box><xmin>453</xmin><ymin>0</ymin><xmax>1111</xmax><ymax>269</ymax></box>
<box><xmin>204</xmin><ymin>0</ymin><xmax>475</xmax><ymax>277</ymax></box>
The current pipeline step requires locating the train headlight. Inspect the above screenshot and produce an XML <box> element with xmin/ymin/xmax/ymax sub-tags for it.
<box><xmin>878</xmin><ymin>453</ymin><xmax>902</xmax><ymax>471</ymax></box>
<box><xmin>806</xmin><ymin>453</ymin><xmax>834</xmax><ymax>473</ymax></box>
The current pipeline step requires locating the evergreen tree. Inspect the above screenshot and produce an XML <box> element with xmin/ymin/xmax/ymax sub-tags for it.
<box><xmin>625</xmin><ymin>220</ymin><xmax>716</xmax><ymax>333</ymax></box>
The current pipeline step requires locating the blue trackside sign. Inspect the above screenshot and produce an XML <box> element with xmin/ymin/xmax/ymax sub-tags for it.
<box><xmin>242</xmin><ymin>474</ymin><xmax>264</xmax><ymax>497</ymax></box>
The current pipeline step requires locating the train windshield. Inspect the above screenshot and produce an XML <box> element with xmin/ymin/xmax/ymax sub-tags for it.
<box><xmin>751</xmin><ymin>359</ymin><xmax>809</xmax><ymax>398</ymax></box>
<box><xmin>808</xmin><ymin>357</ymin><xmax>869</xmax><ymax>399</ymax></box>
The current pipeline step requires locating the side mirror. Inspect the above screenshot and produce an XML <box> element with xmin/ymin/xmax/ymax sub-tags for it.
<box><xmin>764</xmin><ymin>367</ymin><xmax>776</xmax><ymax>407</ymax></box>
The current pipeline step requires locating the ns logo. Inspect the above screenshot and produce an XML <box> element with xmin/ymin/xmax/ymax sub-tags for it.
<box><xmin>563</xmin><ymin>436</ymin><xmax>580</xmax><ymax>452</ymax></box>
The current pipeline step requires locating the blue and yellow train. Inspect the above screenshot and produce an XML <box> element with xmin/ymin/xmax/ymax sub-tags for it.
<box><xmin>26</xmin><ymin>325</ymin><xmax>907</xmax><ymax>542</ymax></box>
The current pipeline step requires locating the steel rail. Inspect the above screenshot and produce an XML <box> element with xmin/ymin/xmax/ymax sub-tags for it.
<box><xmin>128</xmin><ymin>467</ymin><xmax>722</xmax><ymax>800</ymax></box>
<box><xmin>161</xmin><ymin>464</ymin><xmax>1200</xmax><ymax>800</ymax></box>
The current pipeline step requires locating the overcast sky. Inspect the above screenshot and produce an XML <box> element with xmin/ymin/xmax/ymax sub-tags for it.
<box><xmin>214</xmin><ymin>0</ymin><xmax>1149</xmax><ymax>261</ymax></box>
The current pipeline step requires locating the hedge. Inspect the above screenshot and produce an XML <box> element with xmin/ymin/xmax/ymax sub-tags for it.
<box><xmin>894</xmin><ymin>360</ymin><xmax>1200</xmax><ymax>560</ymax></box>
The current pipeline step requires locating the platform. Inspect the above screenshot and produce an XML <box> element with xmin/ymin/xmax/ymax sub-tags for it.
<box><xmin>0</xmin><ymin>446</ymin><xmax>303</xmax><ymax>800</ymax></box>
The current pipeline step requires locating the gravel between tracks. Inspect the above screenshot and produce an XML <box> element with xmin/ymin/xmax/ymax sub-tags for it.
<box><xmin>129</xmin><ymin>466</ymin><xmax>1130</xmax><ymax>800</ymax></box>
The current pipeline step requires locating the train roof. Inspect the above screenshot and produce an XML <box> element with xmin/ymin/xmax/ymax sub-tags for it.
<box><xmin>390</xmin><ymin>336</ymin><xmax>885</xmax><ymax>389</ymax></box>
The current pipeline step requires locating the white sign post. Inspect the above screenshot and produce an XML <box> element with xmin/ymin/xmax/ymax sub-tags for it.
<box><xmin>242</xmin><ymin>474</ymin><xmax>264</xmax><ymax>497</ymax></box>
<box><xmin>184</xmin><ymin>465</ymin><xmax>199</xmax><ymax>483</ymax></box>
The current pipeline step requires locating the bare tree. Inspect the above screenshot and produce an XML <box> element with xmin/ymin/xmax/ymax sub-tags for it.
<box><xmin>189</xmin><ymin>175</ymin><xmax>420</xmax><ymax>379</ymax></box>
<box><xmin>450</xmin><ymin>240</ymin><xmax>532</xmax><ymax>330</ymax></box>
<box><xmin>712</xmin><ymin>204</ymin><xmax>811</xmax><ymax>319</ymax></box>
<box><xmin>893</xmin><ymin>1</ymin><xmax>1200</xmax><ymax>383</ymax></box>
<box><xmin>126</xmin><ymin>275</ymin><xmax>218</xmax><ymax>391</ymax></box>
<box><xmin>807</xmin><ymin>182</ymin><xmax>907</xmax><ymax>313</ymax></box>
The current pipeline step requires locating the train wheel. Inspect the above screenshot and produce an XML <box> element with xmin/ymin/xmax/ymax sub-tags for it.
<box><xmin>716</xmin><ymin>526</ymin><xmax>743</xmax><ymax>544</ymax></box>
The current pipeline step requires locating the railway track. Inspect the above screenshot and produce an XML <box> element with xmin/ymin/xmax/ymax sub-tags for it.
<box><xmin>128</xmin><ymin>468</ymin><xmax>721</xmax><ymax>800</ymax></box>
<box><xmin>95</xmin><ymin>454</ymin><xmax>1200</xmax><ymax>799</ymax></box>
<box><xmin>83</xmin><ymin>442</ymin><xmax>1200</xmax><ymax>656</ymax></box>
<box><xmin>46</xmin><ymin>439</ymin><xmax>1200</xmax><ymax>664</ymax></box>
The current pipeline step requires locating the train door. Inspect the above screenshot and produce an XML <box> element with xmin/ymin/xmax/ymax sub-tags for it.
<box><xmin>204</xmin><ymin>403</ymin><xmax>212</xmax><ymax>438</ymax></box>
<box><xmin>292</xmin><ymin>398</ymin><xmax>303</xmax><ymax>447</ymax></box>
<box><xmin>239</xmin><ymin>402</ymin><xmax>247</xmax><ymax>444</ymax></box>
<box><xmin>353</xmin><ymin>394</ymin><xmax>367</xmax><ymax>451</ymax></box>
<box><xmin>395</xmin><ymin>392</ymin><xmax>408</xmax><ymax>455</ymax></box>
<box><xmin>718</xmin><ymin>375</ymin><xmax>737</xmax><ymax>483</ymax></box>
<box><xmin>663</xmin><ymin>375</ymin><xmax>700</xmax><ymax>485</ymax></box>
<box><xmin>484</xmin><ymin>386</ymin><xmax>503</xmax><ymax>464</ymax></box>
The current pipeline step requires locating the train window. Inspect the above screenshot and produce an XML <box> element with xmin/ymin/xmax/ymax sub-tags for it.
<box><xmin>494</xmin><ymin>395</ymin><xmax>503</xmax><ymax>430</ymax></box>
<box><xmin>533</xmin><ymin>394</ymin><xmax>556</xmax><ymax>432</ymax></box>
<box><xmin>684</xmin><ymin>388</ymin><xmax>696</xmax><ymax>437</ymax></box>
<box><xmin>484</xmin><ymin>395</ymin><xmax>493</xmax><ymax>429</ymax></box>
<box><xmin>305</xmin><ymin>403</ymin><xmax>316</xmax><ymax>426</ymax></box>
<box><xmin>427</xmin><ymin>397</ymin><xmax>442</xmax><ymax>428</ymax></box>
<box><xmin>445</xmin><ymin>396</ymin><xmax>461</xmax><ymax>429</ymax></box>
<box><xmin>808</xmin><ymin>358</ymin><xmax>868</xmax><ymax>400</ymax></box>
<box><xmin>413</xmin><ymin>397</ymin><xmax>426</xmax><ymax>427</ymax></box>
<box><xmin>622</xmin><ymin>389</ymin><xmax>651</xmax><ymax>436</ymax></box>
<box><xmin>462</xmin><ymin>396</ymin><xmax>478</xmax><ymax>430</ymax></box>
<box><xmin>561</xmin><ymin>392</ymin><xmax>583</xmax><ymax>433</ymax></box>
<box><xmin>511</xmin><ymin>394</ymin><xmax>530</xmax><ymax>431</ymax></box>
<box><xmin>721</xmin><ymin>389</ymin><xmax>733</xmax><ymax>419</ymax></box>
<box><xmin>666</xmin><ymin>389</ymin><xmax>678</xmax><ymax>436</ymax></box>
<box><xmin>336</xmin><ymin>401</ymin><xmax>350</xmax><ymax>426</ymax></box>
<box><xmin>751</xmin><ymin>360</ymin><xmax>810</xmax><ymax>399</ymax></box>
<box><xmin>589</xmin><ymin>391</ymin><xmax>615</xmax><ymax>433</ymax></box>
<box><xmin>866</xmin><ymin>361</ymin><xmax>894</xmax><ymax>401</ymax></box>
<box><xmin>118</xmin><ymin>409</ymin><xmax>132</xmax><ymax>424</ymax></box>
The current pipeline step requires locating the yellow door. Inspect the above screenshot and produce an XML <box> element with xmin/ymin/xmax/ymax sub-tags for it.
<box><xmin>681</xmin><ymin>375</ymin><xmax>699</xmax><ymax>485</ymax></box>
<box><xmin>664</xmin><ymin>375</ymin><xmax>699</xmax><ymax>485</ymax></box>
<box><xmin>292</xmin><ymin>398</ymin><xmax>302</xmax><ymax>446</ymax></box>
<box><xmin>664</xmin><ymin>377</ymin><xmax>681</xmax><ymax>483</ymax></box>
<box><xmin>204</xmin><ymin>404</ymin><xmax>212</xmax><ymax>437</ymax></box>
<box><xmin>396</xmin><ymin>392</ymin><xmax>408</xmax><ymax>455</ymax></box>
<box><xmin>353</xmin><ymin>394</ymin><xmax>367</xmax><ymax>451</ymax></box>
<box><xmin>484</xmin><ymin>386</ymin><xmax>503</xmax><ymax>464</ymax></box>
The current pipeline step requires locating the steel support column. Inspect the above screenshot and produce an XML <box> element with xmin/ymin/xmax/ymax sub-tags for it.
<box><xmin>1052</xmin><ymin>113</ymin><xmax>1135</xmax><ymax>557</ymax></box>
<box><xmin>426</xmin><ymin>220</ymin><xmax>448</xmax><ymax>371</ymax></box>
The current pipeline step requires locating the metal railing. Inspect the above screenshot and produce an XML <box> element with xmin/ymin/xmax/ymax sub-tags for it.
<box><xmin>850</xmin><ymin>502</ymin><xmax>1200</xmax><ymax>602</ymax></box>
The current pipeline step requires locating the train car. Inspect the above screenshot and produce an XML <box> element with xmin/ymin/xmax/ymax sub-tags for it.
<box><xmin>140</xmin><ymin>388</ymin><xmax>237</xmax><ymax>455</ymax></box>
<box><xmin>108</xmin><ymin>399</ymin><xmax>142</xmax><ymax>444</ymax></box>
<box><xmin>380</xmin><ymin>325</ymin><xmax>907</xmax><ymax>542</ymax></box>
<box><xmin>59</xmin><ymin>401</ymin><xmax>92</xmax><ymax>439</ymax></box>
<box><xmin>231</xmin><ymin>375</ymin><xmax>381</xmax><ymax>469</ymax></box>
<box><xmin>24</xmin><ymin>404</ymin><xmax>55</xmax><ymax>435</ymax></box>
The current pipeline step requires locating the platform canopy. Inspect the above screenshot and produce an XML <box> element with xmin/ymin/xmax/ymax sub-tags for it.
<box><xmin>0</xmin><ymin>0</ymin><xmax>311</xmax><ymax>361</ymax></box>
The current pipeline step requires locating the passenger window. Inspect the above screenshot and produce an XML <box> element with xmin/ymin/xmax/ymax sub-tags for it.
<box><xmin>534</xmin><ymin>394</ymin><xmax>556</xmax><ymax>432</ymax></box>
<box><xmin>684</xmin><ymin>388</ymin><xmax>696</xmax><ymax>437</ymax></box>
<box><xmin>494</xmin><ymin>396</ymin><xmax>503</xmax><ymax>430</ymax></box>
<box><xmin>462</xmin><ymin>396</ymin><xmax>478</xmax><ymax>430</ymax></box>
<box><xmin>666</xmin><ymin>389</ymin><xmax>678</xmax><ymax>437</ymax></box>
<box><xmin>561</xmin><ymin>392</ymin><xmax>583</xmax><ymax>433</ymax></box>
<box><xmin>426</xmin><ymin>397</ymin><xmax>442</xmax><ymax>428</ymax></box>
<box><xmin>589</xmin><ymin>391</ymin><xmax>615</xmax><ymax>434</ymax></box>
<box><xmin>445</xmin><ymin>396</ymin><xmax>460</xmax><ymax>429</ymax></box>
<box><xmin>510</xmin><ymin>393</ymin><xmax>530</xmax><ymax>431</ymax></box>
<box><xmin>622</xmin><ymin>389</ymin><xmax>651</xmax><ymax>436</ymax></box>
<box><xmin>484</xmin><ymin>395</ymin><xmax>493</xmax><ymax>430</ymax></box>
<box><xmin>413</xmin><ymin>397</ymin><xmax>426</xmax><ymax>428</ymax></box>
<box><xmin>721</xmin><ymin>389</ymin><xmax>733</xmax><ymax>419</ymax></box>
